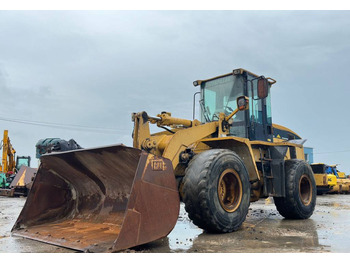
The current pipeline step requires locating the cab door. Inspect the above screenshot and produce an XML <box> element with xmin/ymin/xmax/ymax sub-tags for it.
<box><xmin>247</xmin><ymin>75</ymin><xmax>273</xmax><ymax>142</ymax></box>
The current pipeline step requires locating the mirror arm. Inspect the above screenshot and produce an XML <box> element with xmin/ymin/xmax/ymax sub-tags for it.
<box><xmin>225</xmin><ymin>108</ymin><xmax>239</xmax><ymax>122</ymax></box>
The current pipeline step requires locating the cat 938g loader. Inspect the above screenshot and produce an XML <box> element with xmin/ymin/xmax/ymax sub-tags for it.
<box><xmin>12</xmin><ymin>68</ymin><xmax>316</xmax><ymax>252</ymax></box>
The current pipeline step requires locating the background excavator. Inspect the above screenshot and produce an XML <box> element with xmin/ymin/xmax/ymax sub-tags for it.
<box><xmin>12</xmin><ymin>68</ymin><xmax>316</xmax><ymax>252</ymax></box>
<box><xmin>0</xmin><ymin>130</ymin><xmax>34</xmax><ymax>197</ymax></box>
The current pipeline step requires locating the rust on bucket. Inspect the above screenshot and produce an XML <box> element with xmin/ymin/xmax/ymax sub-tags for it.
<box><xmin>12</xmin><ymin>145</ymin><xmax>180</xmax><ymax>252</ymax></box>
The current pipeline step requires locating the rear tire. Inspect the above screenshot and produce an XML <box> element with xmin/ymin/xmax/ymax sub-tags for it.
<box><xmin>182</xmin><ymin>149</ymin><xmax>250</xmax><ymax>233</ymax></box>
<box><xmin>274</xmin><ymin>159</ymin><xmax>316</xmax><ymax>219</ymax></box>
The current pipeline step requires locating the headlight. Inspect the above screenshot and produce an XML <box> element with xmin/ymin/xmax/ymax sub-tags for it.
<box><xmin>233</xmin><ymin>69</ymin><xmax>242</xmax><ymax>75</ymax></box>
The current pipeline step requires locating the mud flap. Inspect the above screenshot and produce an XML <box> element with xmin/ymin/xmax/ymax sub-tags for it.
<box><xmin>11</xmin><ymin>145</ymin><xmax>180</xmax><ymax>252</ymax></box>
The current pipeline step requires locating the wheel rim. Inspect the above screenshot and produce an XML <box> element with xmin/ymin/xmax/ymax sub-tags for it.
<box><xmin>299</xmin><ymin>174</ymin><xmax>312</xmax><ymax>206</ymax></box>
<box><xmin>218</xmin><ymin>168</ymin><xmax>242</xmax><ymax>212</ymax></box>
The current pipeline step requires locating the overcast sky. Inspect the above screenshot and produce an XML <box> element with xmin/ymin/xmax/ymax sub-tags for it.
<box><xmin>1</xmin><ymin>10</ymin><xmax>350</xmax><ymax>173</ymax></box>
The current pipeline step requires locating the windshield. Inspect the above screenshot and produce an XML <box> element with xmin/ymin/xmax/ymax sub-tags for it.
<box><xmin>199</xmin><ymin>71</ymin><xmax>274</xmax><ymax>141</ymax></box>
<box><xmin>16</xmin><ymin>158</ymin><xmax>30</xmax><ymax>170</ymax></box>
<box><xmin>201</xmin><ymin>74</ymin><xmax>245</xmax><ymax>122</ymax></box>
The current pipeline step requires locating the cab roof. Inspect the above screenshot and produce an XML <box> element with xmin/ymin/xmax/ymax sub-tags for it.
<box><xmin>194</xmin><ymin>68</ymin><xmax>277</xmax><ymax>87</ymax></box>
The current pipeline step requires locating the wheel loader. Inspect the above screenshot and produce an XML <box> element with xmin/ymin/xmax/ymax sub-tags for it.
<box><xmin>310</xmin><ymin>163</ymin><xmax>337</xmax><ymax>195</ymax></box>
<box><xmin>12</xmin><ymin>68</ymin><xmax>316</xmax><ymax>252</ymax></box>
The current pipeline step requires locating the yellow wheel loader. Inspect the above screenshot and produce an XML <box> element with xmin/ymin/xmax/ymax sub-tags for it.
<box><xmin>310</xmin><ymin>163</ymin><xmax>337</xmax><ymax>195</ymax></box>
<box><xmin>12</xmin><ymin>68</ymin><xmax>316</xmax><ymax>252</ymax></box>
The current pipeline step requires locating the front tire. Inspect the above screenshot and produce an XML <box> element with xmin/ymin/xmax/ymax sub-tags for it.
<box><xmin>274</xmin><ymin>159</ymin><xmax>316</xmax><ymax>219</ymax></box>
<box><xmin>182</xmin><ymin>149</ymin><xmax>250</xmax><ymax>233</ymax></box>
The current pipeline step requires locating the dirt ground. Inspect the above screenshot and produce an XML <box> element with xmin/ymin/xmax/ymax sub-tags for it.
<box><xmin>1</xmin><ymin>194</ymin><xmax>349</xmax><ymax>253</ymax></box>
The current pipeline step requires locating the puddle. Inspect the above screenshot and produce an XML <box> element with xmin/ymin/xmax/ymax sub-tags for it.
<box><xmin>167</xmin><ymin>218</ymin><xmax>203</xmax><ymax>251</ymax></box>
<box><xmin>166</xmin><ymin>204</ymin><xmax>203</xmax><ymax>251</ymax></box>
<box><xmin>2</xmin><ymin>195</ymin><xmax>350</xmax><ymax>253</ymax></box>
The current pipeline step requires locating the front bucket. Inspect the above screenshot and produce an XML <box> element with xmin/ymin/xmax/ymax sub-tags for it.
<box><xmin>11</xmin><ymin>145</ymin><xmax>180</xmax><ymax>252</ymax></box>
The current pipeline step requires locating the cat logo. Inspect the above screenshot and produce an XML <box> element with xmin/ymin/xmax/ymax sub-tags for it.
<box><xmin>151</xmin><ymin>159</ymin><xmax>165</xmax><ymax>171</ymax></box>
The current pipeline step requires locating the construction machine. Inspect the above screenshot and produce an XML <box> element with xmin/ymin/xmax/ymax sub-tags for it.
<box><xmin>9</xmin><ymin>137</ymin><xmax>82</xmax><ymax>196</ymax></box>
<box><xmin>12</xmin><ymin>68</ymin><xmax>316</xmax><ymax>252</ymax></box>
<box><xmin>328</xmin><ymin>165</ymin><xmax>350</xmax><ymax>194</ymax></box>
<box><xmin>310</xmin><ymin>163</ymin><xmax>337</xmax><ymax>195</ymax></box>
<box><xmin>0</xmin><ymin>130</ymin><xmax>16</xmax><ymax>176</ymax></box>
<box><xmin>0</xmin><ymin>130</ymin><xmax>33</xmax><ymax>196</ymax></box>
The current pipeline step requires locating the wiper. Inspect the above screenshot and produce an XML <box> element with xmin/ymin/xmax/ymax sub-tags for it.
<box><xmin>199</xmin><ymin>99</ymin><xmax>211</xmax><ymax>122</ymax></box>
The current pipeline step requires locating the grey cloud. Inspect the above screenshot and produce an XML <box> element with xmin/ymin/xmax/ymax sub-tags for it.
<box><xmin>0</xmin><ymin>10</ymin><xmax>349</xmax><ymax>173</ymax></box>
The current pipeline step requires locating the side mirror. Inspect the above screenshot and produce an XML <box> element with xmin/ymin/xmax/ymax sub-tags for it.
<box><xmin>257</xmin><ymin>77</ymin><xmax>269</xmax><ymax>99</ymax></box>
<box><xmin>237</xmin><ymin>96</ymin><xmax>249</xmax><ymax>111</ymax></box>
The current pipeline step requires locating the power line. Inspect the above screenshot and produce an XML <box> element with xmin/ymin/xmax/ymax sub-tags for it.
<box><xmin>314</xmin><ymin>149</ymin><xmax>350</xmax><ymax>155</ymax></box>
<box><xmin>0</xmin><ymin>116</ymin><xmax>116</xmax><ymax>130</ymax></box>
<box><xmin>0</xmin><ymin>116</ymin><xmax>129</xmax><ymax>135</ymax></box>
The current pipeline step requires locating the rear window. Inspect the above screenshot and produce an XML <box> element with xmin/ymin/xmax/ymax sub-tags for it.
<box><xmin>311</xmin><ymin>164</ymin><xmax>325</xmax><ymax>174</ymax></box>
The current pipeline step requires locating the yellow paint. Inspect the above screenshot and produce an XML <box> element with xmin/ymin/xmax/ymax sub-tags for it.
<box><xmin>131</xmin><ymin>69</ymin><xmax>309</xmax><ymax>201</ymax></box>
<box><xmin>327</xmin><ymin>165</ymin><xmax>350</xmax><ymax>193</ymax></box>
<box><xmin>327</xmin><ymin>174</ymin><xmax>337</xmax><ymax>187</ymax></box>
<box><xmin>16</xmin><ymin>169</ymin><xmax>27</xmax><ymax>186</ymax></box>
<box><xmin>1</xmin><ymin>130</ymin><xmax>16</xmax><ymax>174</ymax></box>
<box><xmin>272</xmin><ymin>123</ymin><xmax>301</xmax><ymax>139</ymax></box>
<box><xmin>313</xmin><ymin>173</ymin><xmax>337</xmax><ymax>187</ymax></box>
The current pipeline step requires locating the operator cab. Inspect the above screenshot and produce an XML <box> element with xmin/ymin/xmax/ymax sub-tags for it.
<box><xmin>194</xmin><ymin>68</ymin><xmax>275</xmax><ymax>142</ymax></box>
<box><xmin>16</xmin><ymin>156</ymin><xmax>31</xmax><ymax>171</ymax></box>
